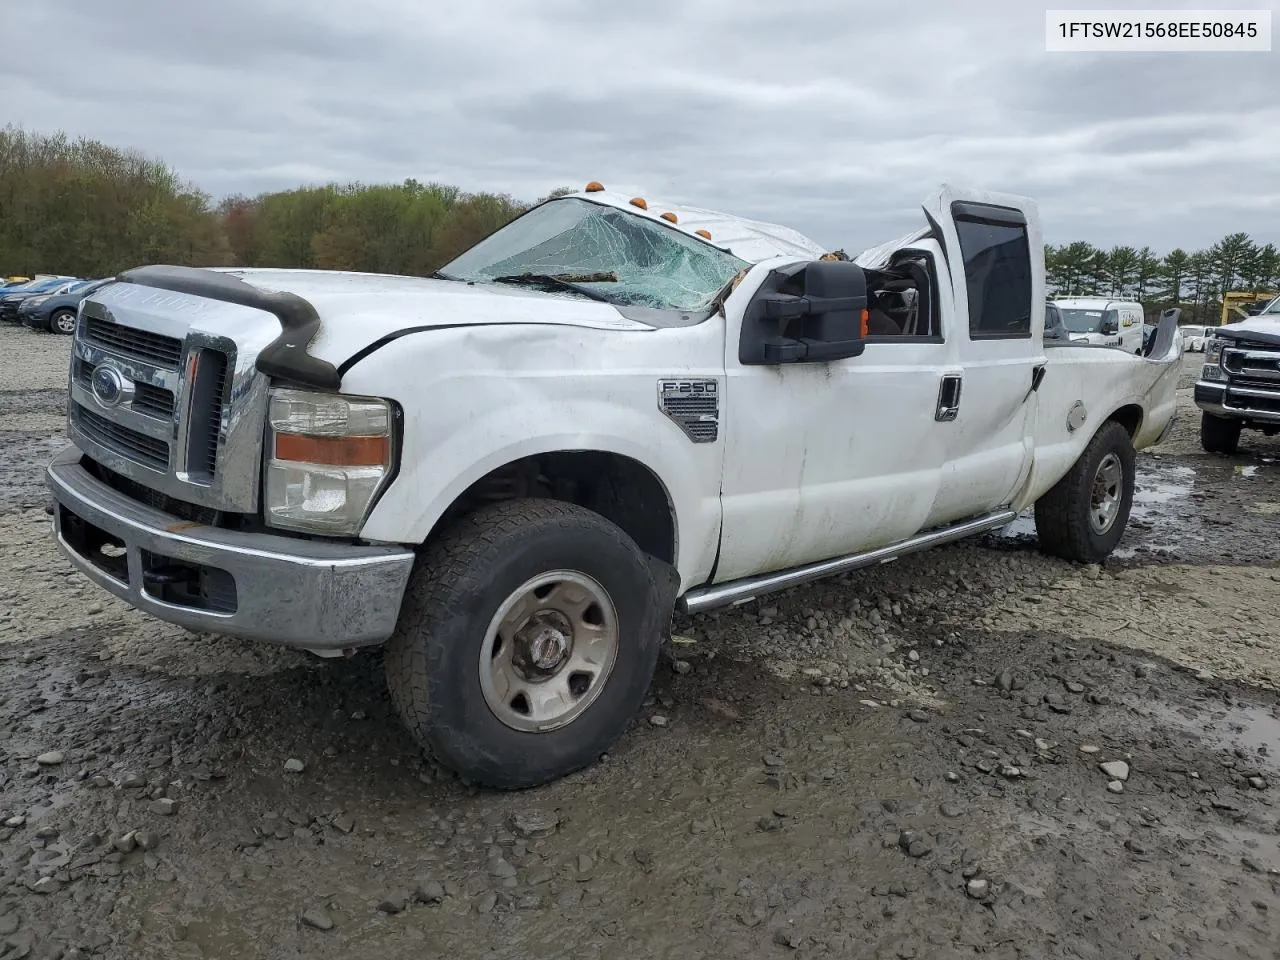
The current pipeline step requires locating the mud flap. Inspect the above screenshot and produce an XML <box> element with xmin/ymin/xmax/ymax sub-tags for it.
<box><xmin>646</xmin><ymin>554</ymin><xmax>682</xmax><ymax>644</ymax></box>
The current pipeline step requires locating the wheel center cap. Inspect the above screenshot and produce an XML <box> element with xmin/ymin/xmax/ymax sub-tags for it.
<box><xmin>528</xmin><ymin>628</ymin><xmax>568</xmax><ymax>670</ymax></box>
<box><xmin>514</xmin><ymin>611</ymin><xmax>574</xmax><ymax>673</ymax></box>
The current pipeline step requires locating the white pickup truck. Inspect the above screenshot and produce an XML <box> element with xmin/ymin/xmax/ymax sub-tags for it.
<box><xmin>46</xmin><ymin>183</ymin><xmax>1182</xmax><ymax>789</ymax></box>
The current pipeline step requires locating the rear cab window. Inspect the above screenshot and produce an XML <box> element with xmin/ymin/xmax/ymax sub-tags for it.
<box><xmin>951</xmin><ymin>205</ymin><xmax>1033</xmax><ymax>339</ymax></box>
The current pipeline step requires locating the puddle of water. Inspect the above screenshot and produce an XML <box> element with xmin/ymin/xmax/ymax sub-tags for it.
<box><xmin>994</xmin><ymin>461</ymin><xmax>1198</xmax><ymax>547</ymax></box>
<box><xmin>1149</xmin><ymin>700</ymin><xmax>1280</xmax><ymax>772</ymax></box>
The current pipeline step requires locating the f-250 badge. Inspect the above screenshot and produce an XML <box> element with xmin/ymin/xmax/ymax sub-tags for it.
<box><xmin>657</xmin><ymin>379</ymin><xmax>719</xmax><ymax>444</ymax></box>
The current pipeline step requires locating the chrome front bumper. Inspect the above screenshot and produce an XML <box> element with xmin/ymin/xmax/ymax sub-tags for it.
<box><xmin>46</xmin><ymin>445</ymin><xmax>416</xmax><ymax>651</ymax></box>
<box><xmin>1194</xmin><ymin>381</ymin><xmax>1280</xmax><ymax>423</ymax></box>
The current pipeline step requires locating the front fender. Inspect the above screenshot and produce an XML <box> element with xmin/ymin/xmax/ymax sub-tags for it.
<box><xmin>339</xmin><ymin>324</ymin><xmax>726</xmax><ymax>592</ymax></box>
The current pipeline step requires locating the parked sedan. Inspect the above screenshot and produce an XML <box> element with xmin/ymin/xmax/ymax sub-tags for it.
<box><xmin>19</xmin><ymin>277</ymin><xmax>111</xmax><ymax>334</ymax></box>
<box><xmin>0</xmin><ymin>276</ymin><xmax>79</xmax><ymax>322</ymax></box>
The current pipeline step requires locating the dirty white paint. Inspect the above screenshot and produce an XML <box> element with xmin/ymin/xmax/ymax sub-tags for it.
<box><xmin>344</xmin><ymin>319</ymin><xmax>728</xmax><ymax>593</ymax></box>
<box><xmin>298</xmin><ymin>185</ymin><xmax>1179</xmax><ymax>594</ymax></box>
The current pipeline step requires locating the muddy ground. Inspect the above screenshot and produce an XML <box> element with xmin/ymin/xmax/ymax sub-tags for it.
<box><xmin>1</xmin><ymin>326</ymin><xmax>1278</xmax><ymax>960</ymax></box>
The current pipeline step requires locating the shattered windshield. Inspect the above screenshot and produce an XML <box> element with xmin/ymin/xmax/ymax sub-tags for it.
<box><xmin>439</xmin><ymin>197</ymin><xmax>749</xmax><ymax>311</ymax></box>
<box><xmin>1059</xmin><ymin>308</ymin><xmax>1107</xmax><ymax>333</ymax></box>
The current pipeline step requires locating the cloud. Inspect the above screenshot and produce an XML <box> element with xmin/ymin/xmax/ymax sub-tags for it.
<box><xmin>2</xmin><ymin>0</ymin><xmax>1278</xmax><ymax>254</ymax></box>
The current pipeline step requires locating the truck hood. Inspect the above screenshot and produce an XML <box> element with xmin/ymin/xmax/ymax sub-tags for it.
<box><xmin>215</xmin><ymin>268</ymin><xmax>660</xmax><ymax>365</ymax></box>
<box><xmin>1214</xmin><ymin>315</ymin><xmax>1280</xmax><ymax>345</ymax></box>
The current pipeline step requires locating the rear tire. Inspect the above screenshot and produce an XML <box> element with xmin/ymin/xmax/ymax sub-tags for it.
<box><xmin>384</xmin><ymin>498</ymin><xmax>666</xmax><ymax>790</ymax></box>
<box><xmin>1200</xmin><ymin>412</ymin><xmax>1241</xmax><ymax>455</ymax></box>
<box><xmin>1034</xmin><ymin>420</ymin><xmax>1135</xmax><ymax>564</ymax></box>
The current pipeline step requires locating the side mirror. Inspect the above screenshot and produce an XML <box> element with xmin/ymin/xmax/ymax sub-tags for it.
<box><xmin>1100</xmin><ymin>318</ymin><xmax>1119</xmax><ymax>335</ymax></box>
<box><xmin>739</xmin><ymin>260</ymin><xmax>867</xmax><ymax>365</ymax></box>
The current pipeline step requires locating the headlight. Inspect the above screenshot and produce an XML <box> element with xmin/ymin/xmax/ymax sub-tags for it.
<box><xmin>1205</xmin><ymin>338</ymin><xmax>1224</xmax><ymax>364</ymax></box>
<box><xmin>1201</xmin><ymin>365</ymin><xmax>1224</xmax><ymax>381</ymax></box>
<box><xmin>25</xmin><ymin>296</ymin><xmax>49</xmax><ymax>306</ymax></box>
<box><xmin>264</xmin><ymin>387</ymin><xmax>397</xmax><ymax>536</ymax></box>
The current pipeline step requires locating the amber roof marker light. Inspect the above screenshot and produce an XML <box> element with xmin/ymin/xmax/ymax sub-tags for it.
<box><xmin>660</xmin><ymin>212</ymin><xmax>678</xmax><ymax>223</ymax></box>
<box><xmin>695</xmin><ymin>229</ymin><xmax>712</xmax><ymax>240</ymax></box>
<box><xmin>584</xmin><ymin>181</ymin><xmax>605</xmax><ymax>192</ymax></box>
<box><xmin>629</xmin><ymin>197</ymin><xmax>648</xmax><ymax>209</ymax></box>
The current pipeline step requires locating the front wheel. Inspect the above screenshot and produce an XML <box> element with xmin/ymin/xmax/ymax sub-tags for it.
<box><xmin>1200</xmin><ymin>412</ymin><xmax>1241</xmax><ymax>454</ymax></box>
<box><xmin>384</xmin><ymin>498</ymin><xmax>666</xmax><ymax>789</ymax></box>
<box><xmin>1034</xmin><ymin>420</ymin><xmax>1136</xmax><ymax>564</ymax></box>
<box><xmin>50</xmin><ymin>309</ymin><xmax>76</xmax><ymax>335</ymax></box>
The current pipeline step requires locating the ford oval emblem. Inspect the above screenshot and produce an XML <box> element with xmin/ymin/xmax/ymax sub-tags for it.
<box><xmin>90</xmin><ymin>365</ymin><xmax>134</xmax><ymax>408</ymax></box>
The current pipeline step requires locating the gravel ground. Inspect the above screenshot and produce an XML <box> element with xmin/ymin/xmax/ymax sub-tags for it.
<box><xmin>1</xmin><ymin>325</ymin><xmax>1278</xmax><ymax>959</ymax></box>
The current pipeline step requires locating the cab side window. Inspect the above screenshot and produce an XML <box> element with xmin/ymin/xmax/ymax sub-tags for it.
<box><xmin>862</xmin><ymin>251</ymin><xmax>942</xmax><ymax>341</ymax></box>
<box><xmin>952</xmin><ymin>204</ymin><xmax>1033</xmax><ymax>339</ymax></box>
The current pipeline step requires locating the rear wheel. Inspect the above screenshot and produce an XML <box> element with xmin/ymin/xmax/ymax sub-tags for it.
<box><xmin>384</xmin><ymin>498</ymin><xmax>666</xmax><ymax>789</ymax></box>
<box><xmin>1200</xmin><ymin>412</ymin><xmax>1241</xmax><ymax>455</ymax></box>
<box><xmin>50</xmin><ymin>309</ymin><xmax>76</xmax><ymax>335</ymax></box>
<box><xmin>1034</xmin><ymin>420</ymin><xmax>1136</xmax><ymax>564</ymax></box>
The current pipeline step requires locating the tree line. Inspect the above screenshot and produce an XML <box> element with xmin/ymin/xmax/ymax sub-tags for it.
<box><xmin>2</xmin><ymin>127</ymin><xmax>1275</xmax><ymax>325</ymax></box>
<box><xmin>0</xmin><ymin>126</ymin><xmax>566</xmax><ymax>280</ymax></box>
<box><xmin>1046</xmin><ymin>237</ymin><xmax>1279</xmax><ymax>323</ymax></box>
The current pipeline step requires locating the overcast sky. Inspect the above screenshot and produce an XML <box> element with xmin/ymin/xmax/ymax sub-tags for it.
<box><xmin>4</xmin><ymin>0</ymin><xmax>1278</xmax><ymax>255</ymax></box>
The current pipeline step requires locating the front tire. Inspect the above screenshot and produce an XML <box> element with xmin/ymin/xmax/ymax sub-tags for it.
<box><xmin>384</xmin><ymin>498</ymin><xmax>666</xmax><ymax>789</ymax></box>
<box><xmin>50</xmin><ymin>309</ymin><xmax>76</xmax><ymax>335</ymax></box>
<box><xmin>1200</xmin><ymin>412</ymin><xmax>1241</xmax><ymax>454</ymax></box>
<box><xmin>1034</xmin><ymin>420</ymin><xmax>1136</xmax><ymax>564</ymax></box>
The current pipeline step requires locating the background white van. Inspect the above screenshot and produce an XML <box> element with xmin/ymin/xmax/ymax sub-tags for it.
<box><xmin>1053</xmin><ymin>297</ymin><xmax>1146</xmax><ymax>353</ymax></box>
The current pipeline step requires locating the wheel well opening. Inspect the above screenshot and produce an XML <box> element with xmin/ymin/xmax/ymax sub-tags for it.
<box><xmin>441</xmin><ymin>452</ymin><xmax>677</xmax><ymax>565</ymax></box>
<box><xmin>1107</xmin><ymin>404</ymin><xmax>1143</xmax><ymax>438</ymax></box>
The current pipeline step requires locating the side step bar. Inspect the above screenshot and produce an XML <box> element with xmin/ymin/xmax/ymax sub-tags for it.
<box><xmin>677</xmin><ymin>509</ymin><xmax>1018</xmax><ymax>614</ymax></box>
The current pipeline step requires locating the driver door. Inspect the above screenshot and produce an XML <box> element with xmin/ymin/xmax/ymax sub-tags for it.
<box><xmin>711</xmin><ymin>249</ymin><xmax>960</xmax><ymax>583</ymax></box>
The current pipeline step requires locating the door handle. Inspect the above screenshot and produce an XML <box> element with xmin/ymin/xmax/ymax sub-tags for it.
<box><xmin>936</xmin><ymin>374</ymin><xmax>962</xmax><ymax>422</ymax></box>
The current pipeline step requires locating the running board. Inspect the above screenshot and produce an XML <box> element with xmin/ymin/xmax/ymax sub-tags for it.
<box><xmin>678</xmin><ymin>509</ymin><xmax>1018</xmax><ymax>615</ymax></box>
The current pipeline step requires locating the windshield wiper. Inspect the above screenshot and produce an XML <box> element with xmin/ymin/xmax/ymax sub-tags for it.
<box><xmin>488</xmin><ymin>272</ymin><xmax>616</xmax><ymax>302</ymax></box>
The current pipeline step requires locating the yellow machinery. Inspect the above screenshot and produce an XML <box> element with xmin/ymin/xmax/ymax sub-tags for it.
<box><xmin>1221</xmin><ymin>291</ymin><xmax>1277</xmax><ymax>326</ymax></box>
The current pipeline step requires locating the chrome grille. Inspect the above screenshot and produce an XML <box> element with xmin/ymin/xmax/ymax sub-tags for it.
<box><xmin>82</xmin><ymin>315</ymin><xmax>183</xmax><ymax>368</ymax></box>
<box><xmin>69</xmin><ymin>282</ymin><xmax>272</xmax><ymax>515</ymax></box>
<box><xmin>186</xmin><ymin>349</ymin><xmax>229</xmax><ymax>478</ymax></box>
<box><xmin>74</xmin><ymin>358</ymin><xmax>176</xmax><ymax>420</ymax></box>
<box><xmin>73</xmin><ymin>406</ymin><xmax>170</xmax><ymax>471</ymax></box>
<box><xmin>134</xmin><ymin>383</ymin><xmax>177</xmax><ymax>420</ymax></box>
<box><xmin>70</xmin><ymin>320</ymin><xmax>231</xmax><ymax>484</ymax></box>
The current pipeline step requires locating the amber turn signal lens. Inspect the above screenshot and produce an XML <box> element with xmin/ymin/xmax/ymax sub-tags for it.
<box><xmin>629</xmin><ymin>197</ymin><xmax>648</xmax><ymax>209</ymax></box>
<box><xmin>274</xmin><ymin>433</ymin><xmax>390</xmax><ymax>467</ymax></box>
<box><xmin>585</xmin><ymin>181</ymin><xmax>604</xmax><ymax>192</ymax></box>
<box><xmin>860</xmin><ymin>308</ymin><xmax>870</xmax><ymax>337</ymax></box>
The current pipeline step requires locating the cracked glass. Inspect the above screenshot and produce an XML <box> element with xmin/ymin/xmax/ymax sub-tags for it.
<box><xmin>440</xmin><ymin>198</ymin><xmax>749</xmax><ymax>311</ymax></box>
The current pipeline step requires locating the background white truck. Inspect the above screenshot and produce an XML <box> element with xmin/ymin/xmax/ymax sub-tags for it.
<box><xmin>46</xmin><ymin>183</ymin><xmax>1182</xmax><ymax>789</ymax></box>
<box><xmin>1195</xmin><ymin>295</ymin><xmax>1280</xmax><ymax>453</ymax></box>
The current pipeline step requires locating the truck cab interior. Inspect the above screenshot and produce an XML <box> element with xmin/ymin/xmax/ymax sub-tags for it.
<box><xmin>862</xmin><ymin>252</ymin><xmax>940</xmax><ymax>339</ymax></box>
